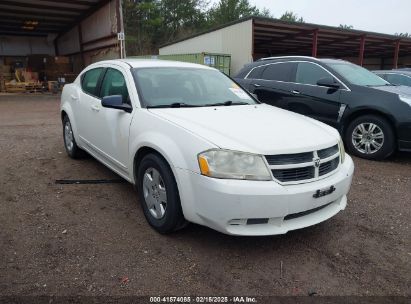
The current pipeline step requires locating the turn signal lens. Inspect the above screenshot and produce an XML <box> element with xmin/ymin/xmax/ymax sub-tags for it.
<box><xmin>198</xmin><ymin>155</ymin><xmax>210</xmax><ymax>176</ymax></box>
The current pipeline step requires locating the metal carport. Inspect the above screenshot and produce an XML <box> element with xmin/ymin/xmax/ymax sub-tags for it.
<box><xmin>160</xmin><ymin>16</ymin><xmax>411</xmax><ymax>75</ymax></box>
<box><xmin>252</xmin><ymin>17</ymin><xmax>411</xmax><ymax>69</ymax></box>
<box><xmin>0</xmin><ymin>0</ymin><xmax>125</xmax><ymax>73</ymax></box>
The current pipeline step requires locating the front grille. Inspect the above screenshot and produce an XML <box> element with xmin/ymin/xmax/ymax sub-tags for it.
<box><xmin>319</xmin><ymin>157</ymin><xmax>340</xmax><ymax>176</ymax></box>
<box><xmin>272</xmin><ymin>166</ymin><xmax>315</xmax><ymax>182</ymax></box>
<box><xmin>265</xmin><ymin>152</ymin><xmax>313</xmax><ymax>165</ymax></box>
<box><xmin>318</xmin><ymin>144</ymin><xmax>339</xmax><ymax>159</ymax></box>
<box><xmin>265</xmin><ymin>144</ymin><xmax>340</xmax><ymax>184</ymax></box>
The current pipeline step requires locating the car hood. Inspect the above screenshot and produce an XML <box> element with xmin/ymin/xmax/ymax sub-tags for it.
<box><xmin>148</xmin><ymin>104</ymin><xmax>339</xmax><ymax>155</ymax></box>
<box><xmin>371</xmin><ymin>85</ymin><xmax>411</xmax><ymax>96</ymax></box>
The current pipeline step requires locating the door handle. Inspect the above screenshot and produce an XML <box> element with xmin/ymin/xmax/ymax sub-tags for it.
<box><xmin>291</xmin><ymin>90</ymin><xmax>301</xmax><ymax>95</ymax></box>
<box><xmin>253</xmin><ymin>83</ymin><xmax>261</xmax><ymax>87</ymax></box>
<box><xmin>91</xmin><ymin>105</ymin><xmax>100</xmax><ymax>112</ymax></box>
<box><xmin>70</xmin><ymin>94</ymin><xmax>78</xmax><ymax>100</ymax></box>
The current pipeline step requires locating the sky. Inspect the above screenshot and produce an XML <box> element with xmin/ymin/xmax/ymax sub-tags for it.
<box><xmin>210</xmin><ymin>0</ymin><xmax>410</xmax><ymax>35</ymax></box>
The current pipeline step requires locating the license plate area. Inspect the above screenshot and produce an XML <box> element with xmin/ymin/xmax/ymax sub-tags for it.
<box><xmin>313</xmin><ymin>185</ymin><xmax>336</xmax><ymax>198</ymax></box>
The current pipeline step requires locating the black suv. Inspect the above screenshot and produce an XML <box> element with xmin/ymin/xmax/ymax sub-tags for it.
<box><xmin>235</xmin><ymin>56</ymin><xmax>411</xmax><ymax>160</ymax></box>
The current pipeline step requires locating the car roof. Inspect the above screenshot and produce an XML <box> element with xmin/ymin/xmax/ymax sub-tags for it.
<box><xmin>373</xmin><ymin>69</ymin><xmax>411</xmax><ymax>76</ymax></box>
<box><xmin>258</xmin><ymin>56</ymin><xmax>320</xmax><ymax>62</ymax></box>
<box><xmin>257</xmin><ymin>56</ymin><xmax>348</xmax><ymax>64</ymax></box>
<box><xmin>235</xmin><ymin>56</ymin><xmax>345</xmax><ymax>78</ymax></box>
<box><xmin>90</xmin><ymin>59</ymin><xmax>214</xmax><ymax>70</ymax></box>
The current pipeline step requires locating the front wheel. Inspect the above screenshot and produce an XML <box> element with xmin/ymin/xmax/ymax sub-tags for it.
<box><xmin>345</xmin><ymin>115</ymin><xmax>395</xmax><ymax>160</ymax></box>
<box><xmin>62</xmin><ymin>115</ymin><xmax>85</xmax><ymax>159</ymax></box>
<box><xmin>137</xmin><ymin>153</ymin><xmax>186</xmax><ymax>233</ymax></box>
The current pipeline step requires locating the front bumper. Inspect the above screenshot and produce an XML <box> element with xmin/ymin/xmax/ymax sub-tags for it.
<box><xmin>176</xmin><ymin>155</ymin><xmax>354</xmax><ymax>236</ymax></box>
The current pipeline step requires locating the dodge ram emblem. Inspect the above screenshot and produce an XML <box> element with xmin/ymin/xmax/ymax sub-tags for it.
<box><xmin>314</xmin><ymin>157</ymin><xmax>321</xmax><ymax>167</ymax></box>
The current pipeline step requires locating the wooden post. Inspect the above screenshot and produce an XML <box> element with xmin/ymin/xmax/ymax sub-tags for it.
<box><xmin>394</xmin><ymin>40</ymin><xmax>400</xmax><ymax>69</ymax></box>
<box><xmin>251</xmin><ymin>19</ymin><xmax>255</xmax><ymax>61</ymax></box>
<box><xmin>359</xmin><ymin>36</ymin><xmax>366</xmax><ymax>66</ymax></box>
<box><xmin>312</xmin><ymin>29</ymin><xmax>319</xmax><ymax>57</ymax></box>
<box><xmin>78</xmin><ymin>24</ymin><xmax>85</xmax><ymax>68</ymax></box>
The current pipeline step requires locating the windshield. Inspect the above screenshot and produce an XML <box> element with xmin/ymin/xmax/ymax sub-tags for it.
<box><xmin>327</xmin><ymin>62</ymin><xmax>390</xmax><ymax>87</ymax></box>
<box><xmin>133</xmin><ymin>67</ymin><xmax>257</xmax><ymax>108</ymax></box>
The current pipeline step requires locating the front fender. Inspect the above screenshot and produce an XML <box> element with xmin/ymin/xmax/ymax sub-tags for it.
<box><xmin>131</xmin><ymin>132</ymin><xmax>187</xmax><ymax>178</ymax></box>
<box><xmin>60</xmin><ymin>101</ymin><xmax>81</xmax><ymax>146</ymax></box>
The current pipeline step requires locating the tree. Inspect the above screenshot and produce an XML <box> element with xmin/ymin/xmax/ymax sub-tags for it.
<box><xmin>123</xmin><ymin>0</ymin><xmax>274</xmax><ymax>56</ymax></box>
<box><xmin>123</xmin><ymin>0</ymin><xmax>162</xmax><ymax>55</ymax></box>
<box><xmin>395</xmin><ymin>32</ymin><xmax>410</xmax><ymax>37</ymax></box>
<box><xmin>124</xmin><ymin>0</ymin><xmax>208</xmax><ymax>54</ymax></box>
<box><xmin>158</xmin><ymin>0</ymin><xmax>209</xmax><ymax>41</ymax></box>
<box><xmin>339</xmin><ymin>24</ymin><xmax>354</xmax><ymax>29</ymax></box>
<box><xmin>208</xmin><ymin>0</ymin><xmax>272</xmax><ymax>26</ymax></box>
<box><xmin>280</xmin><ymin>11</ymin><xmax>304</xmax><ymax>23</ymax></box>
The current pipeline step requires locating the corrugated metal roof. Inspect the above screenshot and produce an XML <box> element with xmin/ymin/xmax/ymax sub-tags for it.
<box><xmin>160</xmin><ymin>16</ymin><xmax>411</xmax><ymax>59</ymax></box>
<box><xmin>0</xmin><ymin>0</ymin><xmax>111</xmax><ymax>37</ymax></box>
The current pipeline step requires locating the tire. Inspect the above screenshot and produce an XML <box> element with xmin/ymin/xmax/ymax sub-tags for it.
<box><xmin>137</xmin><ymin>153</ymin><xmax>186</xmax><ymax>234</ymax></box>
<box><xmin>345</xmin><ymin>114</ymin><xmax>395</xmax><ymax>160</ymax></box>
<box><xmin>62</xmin><ymin>115</ymin><xmax>85</xmax><ymax>159</ymax></box>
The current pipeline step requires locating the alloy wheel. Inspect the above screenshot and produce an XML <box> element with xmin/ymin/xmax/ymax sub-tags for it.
<box><xmin>351</xmin><ymin>122</ymin><xmax>384</xmax><ymax>154</ymax></box>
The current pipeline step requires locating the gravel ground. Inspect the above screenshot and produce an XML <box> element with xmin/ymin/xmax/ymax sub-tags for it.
<box><xmin>0</xmin><ymin>94</ymin><xmax>410</xmax><ymax>297</ymax></box>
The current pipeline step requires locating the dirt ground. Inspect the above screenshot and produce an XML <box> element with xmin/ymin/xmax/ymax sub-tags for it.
<box><xmin>0</xmin><ymin>94</ymin><xmax>410</xmax><ymax>297</ymax></box>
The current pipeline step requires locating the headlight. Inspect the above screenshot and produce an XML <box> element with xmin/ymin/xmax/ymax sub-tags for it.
<box><xmin>339</xmin><ymin>138</ymin><xmax>346</xmax><ymax>164</ymax></box>
<box><xmin>399</xmin><ymin>94</ymin><xmax>411</xmax><ymax>106</ymax></box>
<box><xmin>198</xmin><ymin>149</ymin><xmax>272</xmax><ymax>181</ymax></box>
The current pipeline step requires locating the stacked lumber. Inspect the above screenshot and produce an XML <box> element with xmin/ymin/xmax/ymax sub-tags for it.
<box><xmin>5</xmin><ymin>81</ymin><xmax>43</xmax><ymax>93</ymax></box>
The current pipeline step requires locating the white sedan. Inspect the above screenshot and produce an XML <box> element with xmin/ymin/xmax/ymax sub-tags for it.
<box><xmin>61</xmin><ymin>59</ymin><xmax>354</xmax><ymax>236</ymax></box>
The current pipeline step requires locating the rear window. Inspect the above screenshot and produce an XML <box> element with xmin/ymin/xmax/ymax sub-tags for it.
<box><xmin>81</xmin><ymin>68</ymin><xmax>103</xmax><ymax>96</ymax></box>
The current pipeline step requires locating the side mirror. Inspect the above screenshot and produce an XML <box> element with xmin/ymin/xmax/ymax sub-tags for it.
<box><xmin>101</xmin><ymin>95</ymin><xmax>132</xmax><ymax>113</ymax></box>
<box><xmin>317</xmin><ymin>77</ymin><xmax>341</xmax><ymax>89</ymax></box>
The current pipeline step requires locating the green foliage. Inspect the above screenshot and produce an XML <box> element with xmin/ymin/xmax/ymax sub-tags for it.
<box><xmin>279</xmin><ymin>11</ymin><xmax>304</xmax><ymax>23</ymax></box>
<box><xmin>339</xmin><ymin>24</ymin><xmax>354</xmax><ymax>29</ymax></box>
<box><xmin>123</xmin><ymin>0</ymin><xmax>274</xmax><ymax>55</ymax></box>
<box><xmin>123</xmin><ymin>0</ymin><xmax>163</xmax><ymax>55</ymax></box>
<box><xmin>208</xmin><ymin>0</ymin><xmax>271</xmax><ymax>26</ymax></box>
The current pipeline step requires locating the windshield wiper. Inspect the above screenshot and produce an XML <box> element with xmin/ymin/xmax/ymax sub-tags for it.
<box><xmin>204</xmin><ymin>101</ymin><xmax>250</xmax><ymax>107</ymax></box>
<box><xmin>147</xmin><ymin>102</ymin><xmax>201</xmax><ymax>108</ymax></box>
<box><xmin>366</xmin><ymin>83</ymin><xmax>397</xmax><ymax>87</ymax></box>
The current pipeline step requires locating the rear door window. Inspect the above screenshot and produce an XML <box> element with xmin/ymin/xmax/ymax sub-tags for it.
<box><xmin>260</xmin><ymin>62</ymin><xmax>296</xmax><ymax>82</ymax></box>
<box><xmin>296</xmin><ymin>62</ymin><xmax>332</xmax><ymax>85</ymax></box>
<box><xmin>81</xmin><ymin>68</ymin><xmax>104</xmax><ymax>97</ymax></box>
